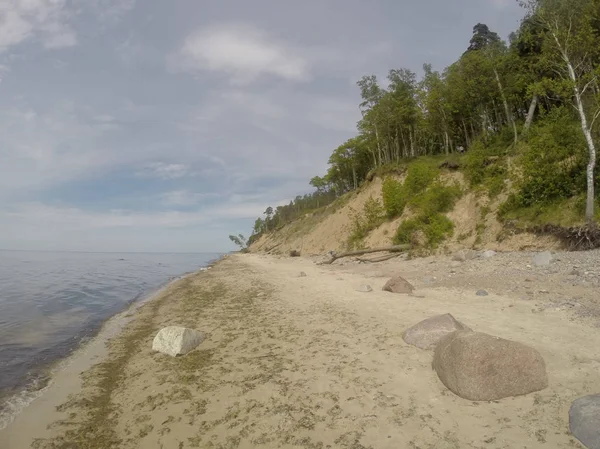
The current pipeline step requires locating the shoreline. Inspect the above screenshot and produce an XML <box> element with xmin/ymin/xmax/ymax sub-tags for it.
<box><xmin>0</xmin><ymin>256</ymin><xmax>222</xmax><ymax>440</ymax></box>
<box><xmin>2</xmin><ymin>252</ymin><xmax>600</xmax><ymax>448</ymax></box>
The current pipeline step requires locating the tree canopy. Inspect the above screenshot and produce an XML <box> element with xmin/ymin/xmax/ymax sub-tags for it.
<box><xmin>247</xmin><ymin>0</ymin><xmax>600</xmax><ymax>244</ymax></box>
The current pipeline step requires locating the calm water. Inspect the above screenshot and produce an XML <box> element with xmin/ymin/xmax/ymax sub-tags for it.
<box><xmin>0</xmin><ymin>250</ymin><xmax>219</xmax><ymax>422</ymax></box>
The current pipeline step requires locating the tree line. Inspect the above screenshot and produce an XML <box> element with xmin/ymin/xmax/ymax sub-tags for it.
<box><xmin>248</xmin><ymin>0</ymin><xmax>600</xmax><ymax>245</ymax></box>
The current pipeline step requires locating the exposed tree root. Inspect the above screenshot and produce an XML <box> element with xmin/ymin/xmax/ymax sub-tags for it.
<box><xmin>532</xmin><ymin>223</ymin><xmax>600</xmax><ymax>250</ymax></box>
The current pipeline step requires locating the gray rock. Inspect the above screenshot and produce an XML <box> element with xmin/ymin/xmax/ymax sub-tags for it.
<box><xmin>403</xmin><ymin>313</ymin><xmax>471</xmax><ymax>350</ymax></box>
<box><xmin>452</xmin><ymin>250</ymin><xmax>479</xmax><ymax>262</ymax></box>
<box><xmin>476</xmin><ymin>289</ymin><xmax>489</xmax><ymax>297</ymax></box>
<box><xmin>533</xmin><ymin>251</ymin><xmax>553</xmax><ymax>266</ymax></box>
<box><xmin>482</xmin><ymin>250</ymin><xmax>496</xmax><ymax>258</ymax></box>
<box><xmin>152</xmin><ymin>326</ymin><xmax>204</xmax><ymax>357</ymax></box>
<box><xmin>423</xmin><ymin>276</ymin><xmax>436</xmax><ymax>285</ymax></box>
<box><xmin>450</xmin><ymin>261</ymin><xmax>463</xmax><ymax>268</ymax></box>
<box><xmin>433</xmin><ymin>331</ymin><xmax>548</xmax><ymax>401</ymax></box>
<box><xmin>299</xmin><ymin>272</ymin><xmax>307</xmax><ymax>277</ymax></box>
<box><xmin>356</xmin><ymin>284</ymin><xmax>373</xmax><ymax>292</ymax></box>
<box><xmin>382</xmin><ymin>276</ymin><xmax>415</xmax><ymax>294</ymax></box>
<box><xmin>570</xmin><ymin>394</ymin><xmax>600</xmax><ymax>449</ymax></box>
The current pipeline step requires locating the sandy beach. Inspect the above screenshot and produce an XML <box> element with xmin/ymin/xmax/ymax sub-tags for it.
<box><xmin>2</xmin><ymin>252</ymin><xmax>600</xmax><ymax>449</ymax></box>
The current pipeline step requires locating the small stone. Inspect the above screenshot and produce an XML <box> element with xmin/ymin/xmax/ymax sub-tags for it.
<box><xmin>476</xmin><ymin>290</ymin><xmax>489</xmax><ymax>297</ymax></box>
<box><xmin>539</xmin><ymin>289</ymin><xmax>549</xmax><ymax>294</ymax></box>
<box><xmin>569</xmin><ymin>394</ymin><xmax>600</xmax><ymax>449</ymax></box>
<box><xmin>533</xmin><ymin>251</ymin><xmax>553</xmax><ymax>266</ymax></box>
<box><xmin>482</xmin><ymin>250</ymin><xmax>496</xmax><ymax>258</ymax></box>
<box><xmin>423</xmin><ymin>276</ymin><xmax>436</xmax><ymax>285</ymax></box>
<box><xmin>356</xmin><ymin>284</ymin><xmax>373</xmax><ymax>292</ymax></box>
<box><xmin>570</xmin><ymin>269</ymin><xmax>581</xmax><ymax>276</ymax></box>
<box><xmin>299</xmin><ymin>272</ymin><xmax>307</xmax><ymax>277</ymax></box>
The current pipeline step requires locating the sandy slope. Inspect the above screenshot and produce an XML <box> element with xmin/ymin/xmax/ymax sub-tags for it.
<box><xmin>2</xmin><ymin>253</ymin><xmax>599</xmax><ymax>449</ymax></box>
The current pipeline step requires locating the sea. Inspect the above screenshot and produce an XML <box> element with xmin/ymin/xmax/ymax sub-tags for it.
<box><xmin>0</xmin><ymin>250</ymin><xmax>220</xmax><ymax>429</ymax></box>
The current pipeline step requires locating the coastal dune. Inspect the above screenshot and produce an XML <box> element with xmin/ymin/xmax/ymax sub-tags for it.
<box><xmin>2</xmin><ymin>253</ymin><xmax>599</xmax><ymax>448</ymax></box>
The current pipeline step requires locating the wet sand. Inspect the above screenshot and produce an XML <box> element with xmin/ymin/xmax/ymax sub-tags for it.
<box><xmin>2</xmin><ymin>253</ymin><xmax>599</xmax><ymax>448</ymax></box>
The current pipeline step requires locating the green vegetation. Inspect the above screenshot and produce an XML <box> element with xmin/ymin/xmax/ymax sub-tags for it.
<box><xmin>382</xmin><ymin>177</ymin><xmax>406</xmax><ymax>218</ymax></box>
<box><xmin>247</xmin><ymin>0</ymin><xmax>600</xmax><ymax>249</ymax></box>
<box><xmin>394</xmin><ymin>214</ymin><xmax>455</xmax><ymax>249</ymax></box>
<box><xmin>228</xmin><ymin>234</ymin><xmax>248</xmax><ymax>251</ymax></box>
<box><xmin>347</xmin><ymin>196</ymin><xmax>385</xmax><ymax>249</ymax></box>
<box><xmin>393</xmin><ymin>177</ymin><xmax>462</xmax><ymax>249</ymax></box>
<box><xmin>404</xmin><ymin>162</ymin><xmax>440</xmax><ymax>196</ymax></box>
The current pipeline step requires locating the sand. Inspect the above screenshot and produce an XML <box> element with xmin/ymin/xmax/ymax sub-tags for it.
<box><xmin>1</xmin><ymin>253</ymin><xmax>599</xmax><ymax>448</ymax></box>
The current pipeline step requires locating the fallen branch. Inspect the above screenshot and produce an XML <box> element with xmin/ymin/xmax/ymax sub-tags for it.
<box><xmin>357</xmin><ymin>253</ymin><xmax>403</xmax><ymax>263</ymax></box>
<box><xmin>320</xmin><ymin>245</ymin><xmax>410</xmax><ymax>265</ymax></box>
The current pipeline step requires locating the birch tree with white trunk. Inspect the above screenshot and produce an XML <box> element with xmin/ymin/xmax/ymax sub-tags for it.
<box><xmin>522</xmin><ymin>0</ymin><xmax>600</xmax><ymax>223</ymax></box>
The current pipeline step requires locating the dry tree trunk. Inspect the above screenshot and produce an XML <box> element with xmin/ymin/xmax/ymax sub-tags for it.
<box><xmin>320</xmin><ymin>245</ymin><xmax>410</xmax><ymax>265</ymax></box>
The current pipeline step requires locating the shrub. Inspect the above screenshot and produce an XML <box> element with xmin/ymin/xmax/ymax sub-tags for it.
<box><xmin>409</xmin><ymin>183</ymin><xmax>462</xmax><ymax>216</ymax></box>
<box><xmin>463</xmin><ymin>140</ymin><xmax>508</xmax><ymax>197</ymax></box>
<box><xmin>463</xmin><ymin>141</ymin><xmax>488</xmax><ymax>185</ymax></box>
<box><xmin>382</xmin><ymin>177</ymin><xmax>406</xmax><ymax>218</ymax></box>
<box><xmin>393</xmin><ymin>213</ymin><xmax>454</xmax><ymax>248</ymax></box>
<box><xmin>499</xmin><ymin>108</ymin><xmax>590</xmax><ymax>223</ymax></box>
<box><xmin>347</xmin><ymin>196</ymin><xmax>385</xmax><ymax>248</ymax></box>
<box><xmin>404</xmin><ymin>162</ymin><xmax>439</xmax><ymax>195</ymax></box>
<box><xmin>517</xmin><ymin>110</ymin><xmax>586</xmax><ymax>207</ymax></box>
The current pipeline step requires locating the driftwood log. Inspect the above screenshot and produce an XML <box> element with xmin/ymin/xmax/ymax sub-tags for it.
<box><xmin>357</xmin><ymin>253</ymin><xmax>403</xmax><ymax>263</ymax></box>
<box><xmin>320</xmin><ymin>245</ymin><xmax>410</xmax><ymax>265</ymax></box>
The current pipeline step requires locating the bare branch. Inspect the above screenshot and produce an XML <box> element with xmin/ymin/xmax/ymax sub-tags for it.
<box><xmin>581</xmin><ymin>77</ymin><xmax>597</xmax><ymax>95</ymax></box>
<box><xmin>590</xmin><ymin>108</ymin><xmax>600</xmax><ymax>130</ymax></box>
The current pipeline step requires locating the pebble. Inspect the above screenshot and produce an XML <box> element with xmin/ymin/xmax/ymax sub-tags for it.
<box><xmin>476</xmin><ymin>289</ymin><xmax>489</xmax><ymax>297</ymax></box>
<box><xmin>423</xmin><ymin>276</ymin><xmax>437</xmax><ymax>285</ymax></box>
<box><xmin>356</xmin><ymin>285</ymin><xmax>373</xmax><ymax>293</ymax></box>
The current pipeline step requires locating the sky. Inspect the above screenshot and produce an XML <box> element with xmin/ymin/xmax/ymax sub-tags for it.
<box><xmin>0</xmin><ymin>0</ymin><xmax>525</xmax><ymax>253</ymax></box>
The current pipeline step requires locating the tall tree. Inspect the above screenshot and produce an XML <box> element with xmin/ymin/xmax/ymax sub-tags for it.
<box><xmin>522</xmin><ymin>0</ymin><xmax>600</xmax><ymax>222</ymax></box>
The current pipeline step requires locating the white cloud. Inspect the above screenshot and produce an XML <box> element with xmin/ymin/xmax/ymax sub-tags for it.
<box><xmin>159</xmin><ymin>190</ymin><xmax>219</xmax><ymax>207</ymax></box>
<box><xmin>172</xmin><ymin>23</ymin><xmax>309</xmax><ymax>84</ymax></box>
<box><xmin>0</xmin><ymin>104</ymin><xmax>123</xmax><ymax>194</ymax></box>
<box><xmin>0</xmin><ymin>0</ymin><xmax>77</xmax><ymax>52</ymax></box>
<box><xmin>91</xmin><ymin>0</ymin><xmax>136</xmax><ymax>23</ymax></box>
<box><xmin>136</xmin><ymin>162</ymin><xmax>192</xmax><ymax>180</ymax></box>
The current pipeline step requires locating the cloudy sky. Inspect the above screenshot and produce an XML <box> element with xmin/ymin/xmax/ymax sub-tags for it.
<box><xmin>0</xmin><ymin>0</ymin><xmax>524</xmax><ymax>253</ymax></box>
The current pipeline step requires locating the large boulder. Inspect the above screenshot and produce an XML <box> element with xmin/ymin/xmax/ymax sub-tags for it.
<box><xmin>570</xmin><ymin>394</ymin><xmax>600</xmax><ymax>449</ymax></box>
<box><xmin>433</xmin><ymin>331</ymin><xmax>548</xmax><ymax>401</ymax></box>
<box><xmin>382</xmin><ymin>276</ymin><xmax>414</xmax><ymax>294</ymax></box>
<box><xmin>152</xmin><ymin>326</ymin><xmax>204</xmax><ymax>357</ymax></box>
<box><xmin>403</xmin><ymin>314</ymin><xmax>471</xmax><ymax>350</ymax></box>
